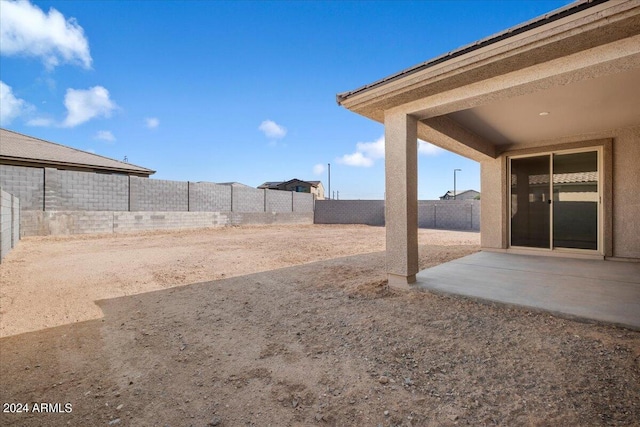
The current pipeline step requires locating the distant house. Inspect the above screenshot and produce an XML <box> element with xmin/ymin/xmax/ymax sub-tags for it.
<box><xmin>258</xmin><ymin>179</ymin><xmax>325</xmax><ymax>200</ymax></box>
<box><xmin>440</xmin><ymin>189</ymin><xmax>480</xmax><ymax>200</ymax></box>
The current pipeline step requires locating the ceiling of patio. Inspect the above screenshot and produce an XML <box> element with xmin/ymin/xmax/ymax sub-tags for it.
<box><xmin>447</xmin><ymin>66</ymin><xmax>640</xmax><ymax>146</ymax></box>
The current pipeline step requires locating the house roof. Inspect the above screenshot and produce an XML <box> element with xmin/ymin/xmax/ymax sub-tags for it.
<box><xmin>258</xmin><ymin>181</ymin><xmax>283</xmax><ymax>189</ymax></box>
<box><xmin>335</xmin><ymin>0</ymin><xmax>640</xmax><ymax>161</ymax></box>
<box><xmin>217</xmin><ymin>182</ymin><xmax>254</xmax><ymax>188</ymax></box>
<box><xmin>258</xmin><ymin>179</ymin><xmax>322</xmax><ymax>189</ymax></box>
<box><xmin>336</xmin><ymin>0</ymin><xmax>606</xmax><ymax>104</ymax></box>
<box><xmin>0</xmin><ymin>128</ymin><xmax>155</xmax><ymax>176</ymax></box>
<box><xmin>526</xmin><ymin>172</ymin><xmax>598</xmax><ymax>185</ymax></box>
<box><xmin>443</xmin><ymin>189</ymin><xmax>479</xmax><ymax>197</ymax></box>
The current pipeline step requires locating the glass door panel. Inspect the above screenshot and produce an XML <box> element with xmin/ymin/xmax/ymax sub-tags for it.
<box><xmin>511</xmin><ymin>155</ymin><xmax>551</xmax><ymax>248</ymax></box>
<box><xmin>552</xmin><ymin>151</ymin><xmax>598</xmax><ymax>250</ymax></box>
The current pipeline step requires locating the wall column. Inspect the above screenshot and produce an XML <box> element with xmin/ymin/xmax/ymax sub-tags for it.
<box><xmin>385</xmin><ymin>111</ymin><xmax>418</xmax><ymax>289</ymax></box>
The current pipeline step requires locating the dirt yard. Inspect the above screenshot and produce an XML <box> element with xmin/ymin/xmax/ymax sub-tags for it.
<box><xmin>0</xmin><ymin>224</ymin><xmax>638</xmax><ymax>426</ymax></box>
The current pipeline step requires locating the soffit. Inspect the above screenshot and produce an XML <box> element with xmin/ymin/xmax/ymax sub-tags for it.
<box><xmin>447</xmin><ymin>66</ymin><xmax>640</xmax><ymax>146</ymax></box>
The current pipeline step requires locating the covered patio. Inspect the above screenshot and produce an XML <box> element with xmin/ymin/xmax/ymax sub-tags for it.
<box><xmin>337</xmin><ymin>0</ymin><xmax>639</xmax><ymax>328</ymax></box>
<box><xmin>417</xmin><ymin>252</ymin><xmax>640</xmax><ymax>330</ymax></box>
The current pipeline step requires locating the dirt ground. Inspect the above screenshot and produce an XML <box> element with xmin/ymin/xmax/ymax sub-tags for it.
<box><xmin>0</xmin><ymin>225</ymin><xmax>638</xmax><ymax>426</ymax></box>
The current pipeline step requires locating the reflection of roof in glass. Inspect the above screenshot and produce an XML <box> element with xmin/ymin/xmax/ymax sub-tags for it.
<box><xmin>512</xmin><ymin>172</ymin><xmax>598</xmax><ymax>186</ymax></box>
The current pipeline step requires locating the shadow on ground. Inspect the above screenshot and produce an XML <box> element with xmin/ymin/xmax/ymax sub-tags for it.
<box><xmin>2</xmin><ymin>248</ymin><xmax>639</xmax><ymax>426</ymax></box>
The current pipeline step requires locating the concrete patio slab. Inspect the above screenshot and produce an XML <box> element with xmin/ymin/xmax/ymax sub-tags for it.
<box><xmin>416</xmin><ymin>252</ymin><xmax>640</xmax><ymax>330</ymax></box>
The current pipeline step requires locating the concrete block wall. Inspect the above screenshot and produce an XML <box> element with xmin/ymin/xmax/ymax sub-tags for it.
<box><xmin>114</xmin><ymin>212</ymin><xmax>231</xmax><ymax>232</ymax></box>
<box><xmin>47</xmin><ymin>169</ymin><xmax>129</xmax><ymax>211</ymax></box>
<box><xmin>315</xmin><ymin>200</ymin><xmax>385</xmax><ymax>226</ymax></box>
<box><xmin>21</xmin><ymin>210</ymin><xmax>314</xmax><ymax>236</ymax></box>
<box><xmin>130</xmin><ymin>176</ymin><xmax>188</xmax><ymax>211</ymax></box>
<box><xmin>1</xmin><ymin>164</ymin><xmax>316</xmax><ymax>236</ymax></box>
<box><xmin>0</xmin><ymin>188</ymin><xmax>20</xmax><ymax>262</ymax></box>
<box><xmin>232</xmin><ymin>186</ymin><xmax>265</xmax><ymax>212</ymax></box>
<box><xmin>188</xmin><ymin>182</ymin><xmax>232</xmax><ymax>211</ymax></box>
<box><xmin>293</xmin><ymin>191</ymin><xmax>315</xmax><ymax>213</ymax></box>
<box><xmin>314</xmin><ymin>199</ymin><xmax>480</xmax><ymax>231</ymax></box>
<box><xmin>266</xmin><ymin>190</ymin><xmax>292</xmax><ymax>213</ymax></box>
<box><xmin>0</xmin><ymin>165</ymin><xmax>44</xmax><ymax>210</ymax></box>
<box><xmin>230</xmin><ymin>212</ymin><xmax>314</xmax><ymax>226</ymax></box>
<box><xmin>418</xmin><ymin>201</ymin><xmax>479</xmax><ymax>231</ymax></box>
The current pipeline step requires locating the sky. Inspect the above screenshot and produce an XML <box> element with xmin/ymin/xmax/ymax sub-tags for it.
<box><xmin>0</xmin><ymin>0</ymin><xmax>573</xmax><ymax>199</ymax></box>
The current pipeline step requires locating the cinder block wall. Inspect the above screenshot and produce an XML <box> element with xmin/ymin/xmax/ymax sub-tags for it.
<box><xmin>0</xmin><ymin>165</ymin><xmax>315</xmax><ymax>215</ymax></box>
<box><xmin>130</xmin><ymin>176</ymin><xmax>188</xmax><ymax>211</ymax></box>
<box><xmin>266</xmin><ymin>190</ymin><xmax>292</xmax><ymax>213</ymax></box>
<box><xmin>315</xmin><ymin>199</ymin><xmax>480</xmax><ymax>231</ymax></box>
<box><xmin>293</xmin><ymin>191</ymin><xmax>315</xmax><ymax>212</ymax></box>
<box><xmin>188</xmin><ymin>182</ymin><xmax>232</xmax><ymax>211</ymax></box>
<box><xmin>314</xmin><ymin>200</ymin><xmax>385</xmax><ymax>226</ymax></box>
<box><xmin>0</xmin><ymin>165</ymin><xmax>44</xmax><ymax>210</ymax></box>
<box><xmin>418</xmin><ymin>200</ymin><xmax>479</xmax><ymax>230</ymax></box>
<box><xmin>21</xmin><ymin>211</ymin><xmax>314</xmax><ymax>236</ymax></box>
<box><xmin>0</xmin><ymin>188</ymin><xmax>20</xmax><ymax>262</ymax></box>
<box><xmin>232</xmin><ymin>186</ymin><xmax>265</xmax><ymax>212</ymax></box>
<box><xmin>0</xmin><ymin>165</ymin><xmax>317</xmax><ymax>236</ymax></box>
<box><xmin>49</xmin><ymin>169</ymin><xmax>129</xmax><ymax>211</ymax></box>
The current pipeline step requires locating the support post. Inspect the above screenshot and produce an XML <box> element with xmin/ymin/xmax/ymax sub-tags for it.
<box><xmin>385</xmin><ymin>111</ymin><xmax>419</xmax><ymax>289</ymax></box>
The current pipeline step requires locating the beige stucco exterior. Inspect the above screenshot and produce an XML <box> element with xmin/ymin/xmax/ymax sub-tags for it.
<box><xmin>338</xmin><ymin>0</ymin><xmax>640</xmax><ymax>286</ymax></box>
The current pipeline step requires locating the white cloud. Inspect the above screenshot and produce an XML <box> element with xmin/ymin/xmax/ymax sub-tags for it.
<box><xmin>145</xmin><ymin>117</ymin><xmax>159</xmax><ymax>129</ymax></box>
<box><xmin>0</xmin><ymin>80</ymin><xmax>30</xmax><ymax>125</ymax></box>
<box><xmin>0</xmin><ymin>0</ymin><xmax>92</xmax><ymax>70</ymax></box>
<box><xmin>258</xmin><ymin>119</ymin><xmax>287</xmax><ymax>139</ymax></box>
<box><xmin>339</xmin><ymin>135</ymin><xmax>443</xmax><ymax>167</ymax></box>
<box><xmin>26</xmin><ymin>117</ymin><xmax>54</xmax><ymax>127</ymax></box>
<box><xmin>62</xmin><ymin>86</ymin><xmax>116</xmax><ymax>127</ymax></box>
<box><xmin>313</xmin><ymin>163</ymin><xmax>325</xmax><ymax>175</ymax></box>
<box><xmin>337</xmin><ymin>135</ymin><xmax>383</xmax><ymax>168</ymax></box>
<box><xmin>95</xmin><ymin>130</ymin><xmax>115</xmax><ymax>142</ymax></box>
<box><xmin>338</xmin><ymin>151</ymin><xmax>374</xmax><ymax>167</ymax></box>
<box><xmin>418</xmin><ymin>140</ymin><xmax>444</xmax><ymax>156</ymax></box>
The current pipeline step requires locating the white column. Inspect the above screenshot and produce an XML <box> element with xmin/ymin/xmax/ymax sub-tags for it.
<box><xmin>385</xmin><ymin>111</ymin><xmax>419</xmax><ymax>288</ymax></box>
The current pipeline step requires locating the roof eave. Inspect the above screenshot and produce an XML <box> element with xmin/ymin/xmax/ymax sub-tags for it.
<box><xmin>336</xmin><ymin>0</ymin><xmax>614</xmax><ymax>110</ymax></box>
<box><xmin>0</xmin><ymin>156</ymin><xmax>155</xmax><ymax>176</ymax></box>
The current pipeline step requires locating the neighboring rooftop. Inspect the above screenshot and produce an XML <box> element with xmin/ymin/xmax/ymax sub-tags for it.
<box><xmin>0</xmin><ymin>128</ymin><xmax>155</xmax><ymax>177</ymax></box>
<box><xmin>258</xmin><ymin>179</ymin><xmax>322</xmax><ymax>189</ymax></box>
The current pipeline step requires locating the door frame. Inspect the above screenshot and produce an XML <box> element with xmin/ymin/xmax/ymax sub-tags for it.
<box><xmin>508</xmin><ymin>146</ymin><xmax>603</xmax><ymax>256</ymax></box>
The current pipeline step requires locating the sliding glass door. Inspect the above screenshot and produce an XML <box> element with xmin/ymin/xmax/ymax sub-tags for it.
<box><xmin>510</xmin><ymin>150</ymin><xmax>599</xmax><ymax>251</ymax></box>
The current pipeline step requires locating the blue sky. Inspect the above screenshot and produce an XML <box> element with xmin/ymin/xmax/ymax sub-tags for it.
<box><xmin>1</xmin><ymin>0</ymin><xmax>572</xmax><ymax>199</ymax></box>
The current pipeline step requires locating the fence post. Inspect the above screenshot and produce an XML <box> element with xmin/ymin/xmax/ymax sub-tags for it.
<box><xmin>434</xmin><ymin>204</ymin><xmax>437</xmax><ymax>228</ymax></box>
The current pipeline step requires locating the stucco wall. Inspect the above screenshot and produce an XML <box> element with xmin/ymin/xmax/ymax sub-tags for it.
<box><xmin>482</xmin><ymin>127</ymin><xmax>639</xmax><ymax>260</ymax></box>
<box><xmin>480</xmin><ymin>158</ymin><xmax>506</xmax><ymax>249</ymax></box>
<box><xmin>613</xmin><ymin>126</ymin><xmax>640</xmax><ymax>259</ymax></box>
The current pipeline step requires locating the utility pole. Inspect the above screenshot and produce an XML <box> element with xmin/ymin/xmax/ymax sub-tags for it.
<box><xmin>454</xmin><ymin>169</ymin><xmax>462</xmax><ymax>200</ymax></box>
